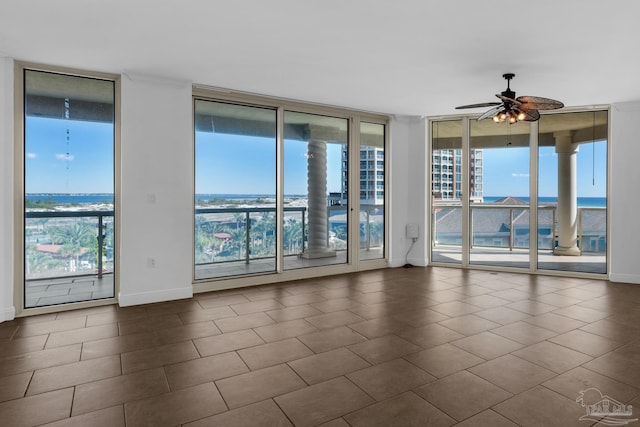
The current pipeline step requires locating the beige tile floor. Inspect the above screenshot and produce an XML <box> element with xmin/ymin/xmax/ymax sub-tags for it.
<box><xmin>2</xmin><ymin>266</ymin><xmax>640</xmax><ymax>426</ymax></box>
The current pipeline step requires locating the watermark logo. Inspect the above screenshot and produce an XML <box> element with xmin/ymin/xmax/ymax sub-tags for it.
<box><xmin>576</xmin><ymin>388</ymin><xmax>638</xmax><ymax>426</ymax></box>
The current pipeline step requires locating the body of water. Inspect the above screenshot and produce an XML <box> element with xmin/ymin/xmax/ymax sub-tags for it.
<box><xmin>484</xmin><ymin>196</ymin><xmax>606</xmax><ymax>208</ymax></box>
<box><xmin>26</xmin><ymin>194</ymin><xmax>608</xmax><ymax>208</ymax></box>
<box><xmin>26</xmin><ymin>194</ymin><xmax>114</xmax><ymax>204</ymax></box>
<box><xmin>26</xmin><ymin>194</ymin><xmax>300</xmax><ymax>205</ymax></box>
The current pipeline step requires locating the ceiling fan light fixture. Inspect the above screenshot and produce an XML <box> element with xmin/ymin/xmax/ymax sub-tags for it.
<box><xmin>455</xmin><ymin>73</ymin><xmax>563</xmax><ymax>124</ymax></box>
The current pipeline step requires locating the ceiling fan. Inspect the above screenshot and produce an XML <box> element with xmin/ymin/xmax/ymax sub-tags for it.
<box><xmin>455</xmin><ymin>73</ymin><xmax>564</xmax><ymax>123</ymax></box>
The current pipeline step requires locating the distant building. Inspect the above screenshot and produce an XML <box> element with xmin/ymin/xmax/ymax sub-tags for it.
<box><xmin>432</xmin><ymin>148</ymin><xmax>483</xmax><ymax>203</ymax></box>
<box><xmin>340</xmin><ymin>145</ymin><xmax>384</xmax><ymax>206</ymax></box>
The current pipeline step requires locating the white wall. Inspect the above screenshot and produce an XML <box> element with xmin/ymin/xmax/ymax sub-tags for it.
<box><xmin>0</xmin><ymin>56</ymin><xmax>15</xmax><ymax>321</ymax></box>
<box><xmin>118</xmin><ymin>74</ymin><xmax>194</xmax><ymax>306</ymax></box>
<box><xmin>388</xmin><ymin>116</ymin><xmax>428</xmax><ymax>267</ymax></box>
<box><xmin>609</xmin><ymin>102</ymin><xmax>640</xmax><ymax>284</ymax></box>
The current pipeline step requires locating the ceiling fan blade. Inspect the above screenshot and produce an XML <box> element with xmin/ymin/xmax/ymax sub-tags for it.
<box><xmin>521</xmin><ymin>109</ymin><xmax>540</xmax><ymax>121</ymax></box>
<box><xmin>516</xmin><ymin>96</ymin><xmax>564</xmax><ymax>110</ymax></box>
<box><xmin>455</xmin><ymin>102</ymin><xmax>501</xmax><ymax>109</ymax></box>
<box><xmin>496</xmin><ymin>94</ymin><xmax>521</xmax><ymax>106</ymax></box>
<box><xmin>477</xmin><ymin>105</ymin><xmax>504</xmax><ymax>121</ymax></box>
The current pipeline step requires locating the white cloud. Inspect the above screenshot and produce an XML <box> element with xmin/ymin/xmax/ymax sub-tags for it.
<box><xmin>512</xmin><ymin>173</ymin><xmax>529</xmax><ymax>177</ymax></box>
<box><xmin>55</xmin><ymin>153</ymin><xmax>74</xmax><ymax>161</ymax></box>
<box><xmin>26</xmin><ymin>152</ymin><xmax>37</xmax><ymax>159</ymax></box>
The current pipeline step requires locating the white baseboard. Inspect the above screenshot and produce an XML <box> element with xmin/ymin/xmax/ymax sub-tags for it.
<box><xmin>406</xmin><ymin>256</ymin><xmax>429</xmax><ymax>267</ymax></box>
<box><xmin>1</xmin><ymin>306</ymin><xmax>15</xmax><ymax>322</ymax></box>
<box><xmin>388</xmin><ymin>258</ymin><xmax>406</xmax><ymax>268</ymax></box>
<box><xmin>609</xmin><ymin>273</ymin><xmax>640</xmax><ymax>285</ymax></box>
<box><xmin>118</xmin><ymin>286</ymin><xmax>193</xmax><ymax>307</ymax></box>
<box><xmin>388</xmin><ymin>257</ymin><xmax>429</xmax><ymax>268</ymax></box>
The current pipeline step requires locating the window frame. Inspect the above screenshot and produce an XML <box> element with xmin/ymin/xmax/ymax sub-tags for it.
<box><xmin>191</xmin><ymin>86</ymin><xmax>389</xmax><ymax>292</ymax></box>
<box><xmin>14</xmin><ymin>61</ymin><xmax>121</xmax><ymax>316</ymax></box>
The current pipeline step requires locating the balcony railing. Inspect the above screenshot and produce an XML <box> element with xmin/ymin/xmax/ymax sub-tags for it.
<box><xmin>432</xmin><ymin>204</ymin><xmax>606</xmax><ymax>253</ymax></box>
<box><xmin>25</xmin><ymin>210</ymin><xmax>114</xmax><ymax>280</ymax></box>
<box><xmin>23</xmin><ymin>203</ymin><xmax>385</xmax><ymax>281</ymax></box>
<box><xmin>195</xmin><ymin>204</ymin><xmax>384</xmax><ymax>266</ymax></box>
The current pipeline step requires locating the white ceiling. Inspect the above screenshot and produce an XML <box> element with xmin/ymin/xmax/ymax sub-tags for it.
<box><xmin>2</xmin><ymin>0</ymin><xmax>639</xmax><ymax>116</ymax></box>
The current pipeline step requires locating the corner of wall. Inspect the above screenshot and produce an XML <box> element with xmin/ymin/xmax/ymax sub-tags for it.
<box><xmin>388</xmin><ymin>115</ymin><xmax>429</xmax><ymax>269</ymax></box>
<box><xmin>0</xmin><ymin>55</ymin><xmax>15</xmax><ymax>322</ymax></box>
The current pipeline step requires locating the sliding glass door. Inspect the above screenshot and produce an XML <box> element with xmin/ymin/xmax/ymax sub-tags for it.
<box><xmin>537</xmin><ymin>110</ymin><xmax>608</xmax><ymax>274</ymax></box>
<box><xmin>283</xmin><ymin>111</ymin><xmax>349</xmax><ymax>270</ymax></box>
<box><xmin>194</xmin><ymin>101</ymin><xmax>277</xmax><ymax>280</ymax></box>
<box><xmin>430</xmin><ymin>109</ymin><xmax>608</xmax><ymax>276</ymax></box>
<box><xmin>193</xmin><ymin>91</ymin><xmax>387</xmax><ymax>283</ymax></box>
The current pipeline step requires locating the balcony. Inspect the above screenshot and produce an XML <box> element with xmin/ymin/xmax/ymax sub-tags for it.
<box><xmin>25</xmin><ymin>205</ymin><xmax>385</xmax><ymax>300</ymax></box>
<box><xmin>432</xmin><ymin>203</ymin><xmax>606</xmax><ymax>273</ymax></box>
<box><xmin>25</xmin><ymin>210</ymin><xmax>115</xmax><ymax>307</ymax></box>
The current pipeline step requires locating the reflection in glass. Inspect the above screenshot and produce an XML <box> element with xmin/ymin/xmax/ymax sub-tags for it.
<box><xmin>537</xmin><ymin>111</ymin><xmax>608</xmax><ymax>273</ymax></box>
<box><xmin>194</xmin><ymin>100</ymin><xmax>277</xmax><ymax>279</ymax></box>
<box><xmin>24</xmin><ymin>70</ymin><xmax>115</xmax><ymax>307</ymax></box>
<box><xmin>284</xmin><ymin>111</ymin><xmax>348</xmax><ymax>269</ymax></box>
<box><xmin>359</xmin><ymin>122</ymin><xmax>385</xmax><ymax>261</ymax></box>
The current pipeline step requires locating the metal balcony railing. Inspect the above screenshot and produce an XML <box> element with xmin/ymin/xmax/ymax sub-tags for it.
<box><xmin>195</xmin><ymin>204</ymin><xmax>384</xmax><ymax>266</ymax></box>
<box><xmin>25</xmin><ymin>210</ymin><xmax>114</xmax><ymax>280</ymax></box>
<box><xmin>24</xmin><ymin>203</ymin><xmax>386</xmax><ymax>281</ymax></box>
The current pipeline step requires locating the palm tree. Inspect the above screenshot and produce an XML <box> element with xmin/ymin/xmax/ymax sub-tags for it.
<box><xmin>283</xmin><ymin>218</ymin><xmax>303</xmax><ymax>255</ymax></box>
<box><xmin>227</xmin><ymin>225</ymin><xmax>247</xmax><ymax>260</ymax></box>
<box><xmin>252</xmin><ymin>212</ymin><xmax>276</xmax><ymax>257</ymax></box>
<box><xmin>25</xmin><ymin>243</ymin><xmax>65</xmax><ymax>277</ymax></box>
<box><xmin>47</xmin><ymin>221</ymin><xmax>95</xmax><ymax>272</ymax></box>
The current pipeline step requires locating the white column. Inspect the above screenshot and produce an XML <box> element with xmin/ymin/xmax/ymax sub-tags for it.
<box><xmin>302</xmin><ymin>139</ymin><xmax>336</xmax><ymax>259</ymax></box>
<box><xmin>554</xmin><ymin>131</ymin><xmax>581</xmax><ymax>256</ymax></box>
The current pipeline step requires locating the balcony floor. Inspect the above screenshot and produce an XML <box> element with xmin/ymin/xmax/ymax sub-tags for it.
<box><xmin>433</xmin><ymin>246</ymin><xmax>606</xmax><ymax>274</ymax></box>
<box><xmin>25</xmin><ymin>274</ymin><xmax>115</xmax><ymax>308</ymax></box>
<box><xmin>195</xmin><ymin>247</ymin><xmax>384</xmax><ymax>280</ymax></box>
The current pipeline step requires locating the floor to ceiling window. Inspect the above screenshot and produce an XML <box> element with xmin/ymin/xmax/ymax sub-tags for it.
<box><xmin>430</xmin><ymin>108</ymin><xmax>608</xmax><ymax>276</ymax></box>
<box><xmin>193</xmin><ymin>89</ymin><xmax>388</xmax><ymax>286</ymax></box>
<box><xmin>20</xmin><ymin>66</ymin><xmax>117</xmax><ymax>309</ymax></box>
<box><xmin>283</xmin><ymin>111</ymin><xmax>349</xmax><ymax>270</ymax></box>
<box><xmin>431</xmin><ymin>119</ymin><xmax>463</xmax><ymax>265</ymax></box>
<box><xmin>359</xmin><ymin>122</ymin><xmax>385</xmax><ymax>261</ymax></box>
<box><xmin>469</xmin><ymin>118</ymin><xmax>531</xmax><ymax>269</ymax></box>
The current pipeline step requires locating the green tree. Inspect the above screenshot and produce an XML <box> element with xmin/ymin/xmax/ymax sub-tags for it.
<box><xmin>283</xmin><ymin>218</ymin><xmax>303</xmax><ymax>255</ymax></box>
<box><xmin>47</xmin><ymin>221</ymin><xmax>96</xmax><ymax>272</ymax></box>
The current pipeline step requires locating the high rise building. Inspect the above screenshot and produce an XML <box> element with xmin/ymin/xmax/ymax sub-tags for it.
<box><xmin>339</xmin><ymin>145</ymin><xmax>385</xmax><ymax>206</ymax></box>
<box><xmin>432</xmin><ymin>148</ymin><xmax>483</xmax><ymax>202</ymax></box>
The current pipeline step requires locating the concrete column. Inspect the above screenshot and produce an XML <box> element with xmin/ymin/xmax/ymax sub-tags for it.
<box><xmin>302</xmin><ymin>139</ymin><xmax>336</xmax><ymax>259</ymax></box>
<box><xmin>554</xmin><ymin>131</ymin><xmax>581</xmax><ymax>256</ymax></box>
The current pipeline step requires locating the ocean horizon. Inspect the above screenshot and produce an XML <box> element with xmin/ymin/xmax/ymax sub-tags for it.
<box><xmin>26</xmin><ymin>193</ymin><xmax>607</xmax><ymax>208</ymax></box>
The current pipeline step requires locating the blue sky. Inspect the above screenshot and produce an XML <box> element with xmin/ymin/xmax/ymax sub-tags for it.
<box><xmin>195</xmin><ymin>132</ymin><xmax>343</xmax><ymax>195</ymax></box>
<box><xmin>26</xmin><ymin>116</ymin><xmax>607</xmax><ymax>199</ymax></box>
<box><xmin>25</xmin><ymin>117</ymin><xmax>114</xmax><ymax>193</ymax></box>
<box><xmin>482</xmin><ymin>141</ymin><xmax>607</xmax><ymax>198</ymax></box>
